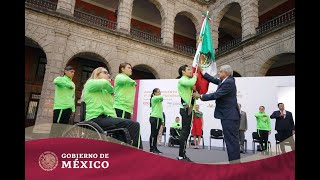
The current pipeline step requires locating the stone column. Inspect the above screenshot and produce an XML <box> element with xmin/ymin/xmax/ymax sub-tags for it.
<box><xmin>109</xmin><ymin>42</ymin><xmax>129</xmax><ymax>79</ymax></box>
<box><xmin>241</xmin><ymin>0</ymin><xmax>259</xmax><ymax>40</ymax></box>
<box><xmin>161</xmin><ymin>0</ymin><xmax>174</xmax><ymax>47</ymax></box>
<box><xmin>211</xmin><ymin>9</ymin><xmax>226</xmax><ymax>49</ymax></box>
<box><xmin>33</xmin><ymin>29</ymin><xmax>70</xmax><ymax>134</ymax></box>
<box><xmin>195</xmin><ymin>17</ymin><xmax>202</xmax><ymax>47</ymax></box>
<box><xmin>164</xmin><ymin>57</ymin><xmax>176</xmax><ymax>78</ymax></box>
<box><xmin>211</xmin><ymin>20</ymin><xmax>219</xmax><ymax>49</ymax></box>
<box><xmin>56</xmin><ymin>0</ymin><xmax>76</xmax><ymax>16</ymax></box>
<box><xmin>242</xmin><ymin>43</ymin><xmax>260</xmax><ymax>77</ymax></box>
<box><xmin>117</xmin><ymin>0</ymin><xmax>134</xmax><ymax>34</ymax></box>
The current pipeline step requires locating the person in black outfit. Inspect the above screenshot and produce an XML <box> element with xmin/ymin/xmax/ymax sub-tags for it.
<box><xmin>270</xmin><ymin>103</ymin><xmax>295</xmax><ymax>153</ymax></box>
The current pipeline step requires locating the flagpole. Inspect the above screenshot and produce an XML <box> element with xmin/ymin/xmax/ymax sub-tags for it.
<box><xmin>187</xmin><ymin>10</ymin><xmax>209</xmax><ymax>115</ymax></box>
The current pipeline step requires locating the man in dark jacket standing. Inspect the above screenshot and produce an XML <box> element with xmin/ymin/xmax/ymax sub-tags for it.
<box><xmin>270</xmin><ymin>103</ymin><xmax>295</xmax><ymax>153</ymax></box>
<box><xmin>193</xmin><ymin>64</ymin><xmax>241</xmax><ymax>163</ymax></box>
<box><xmin>238</xmin><ymin>103</ymin><xmax>247</xmax><ymax>154</ymax></box>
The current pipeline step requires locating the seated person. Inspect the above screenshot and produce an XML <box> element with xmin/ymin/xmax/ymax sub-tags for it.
<box><xmin>172</xmin><ymin>116</ymin><xmax>182</xmax><ymax>129</ymax></box>
<box><xmin>82</xmin><ymin>67</ymin><xmax>141</xmax><ymax>148</ymax></box>
<box><xmin>170</xmin><ymin>117</ymin><xmax>182</xmax><ymax>138</ymax></box>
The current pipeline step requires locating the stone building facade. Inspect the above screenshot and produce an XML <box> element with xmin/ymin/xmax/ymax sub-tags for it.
<box><xmin>25</xmin><ymin>0</ymin><xmax>295</xmax><ymax>130</ymax></box>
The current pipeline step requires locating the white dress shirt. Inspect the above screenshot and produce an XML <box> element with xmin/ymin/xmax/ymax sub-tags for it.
<box><xmin>281</xmin><ymin>110</ymin><xmax>286</xmax><ymax>118</ymax></box>
<box><xmin>220</xmin><ymin>76</ymin><xmax>229</xmax><ymax>85</ymax></box>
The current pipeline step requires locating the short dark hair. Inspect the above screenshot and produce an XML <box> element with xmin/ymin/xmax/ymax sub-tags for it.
<box><xmin>119</xmin><ymin>62</ymin><xmax>132</xmax><ymax>73</ymax></box>
<box><xmin>259</xmin><ymin>105</ymin><xmax>265</xmax><ymax>109</ymax></box>
<box><xmin>64</xmin><ymin>65</ymin><xmax>74</xmax><ymax>71</ymax></box>
<box><xmin>175</xmin><ymin>116</ymin><xmax>180</xmax><ymax>119</ymax></box>
<box><xmin>278</xmin><ymin>103</ymin><xmax>284</xmax><ymax>107</ymax></box>
<box><xmin>178</xmin><ymin>65</ymin><xmax>188</xmax><ymax>77</ymax></box>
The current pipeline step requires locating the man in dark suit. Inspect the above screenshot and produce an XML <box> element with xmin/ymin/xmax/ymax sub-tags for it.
<box><xmin>270</xmin><ymin>103</ymin><xmax>295</xmax><ymax>153</ymax></box>
<box><xmin>193</xmin><ymin>63</ymin><xmax>241</xmax><ymax>163</ymax></box>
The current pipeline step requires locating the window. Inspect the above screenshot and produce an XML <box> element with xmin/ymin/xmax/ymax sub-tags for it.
<box><xmin>35</xmin><ymin>57</ymin><xmax>47</xmax><ymax>83</ymax></box>
<box><xmin>26</xmin><ymin>93</ymin><xmax>41</xmax><ymax>120</ymax></box>
<box><xmin>81</xmin><ymin>66</ymin><xmax>95</xmax><ymax>87</ymax></box>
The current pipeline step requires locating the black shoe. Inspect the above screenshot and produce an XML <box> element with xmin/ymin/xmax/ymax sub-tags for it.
<box><xmin>154</xmin><ymin>149</ymin><xmax>163</xmax><ymax>154</ymax></box>
<box><xmin>183</xmin><ymin>156</ymin><xmax>193</xmax><ymax>162</ymax></box>
<box><xmin>150</xmin><ymin>149</ymin><xmax>161</xmax><ymax>154</ymax></box>
<box><xmin>240</xmin><ymin>150</ymin><xmax>244</xmax><ymax>154</ymax></box>
<box><xmin>177</xmin><ymin>156</ymin><xmax>193</xmax><ymax>162</ymax></box>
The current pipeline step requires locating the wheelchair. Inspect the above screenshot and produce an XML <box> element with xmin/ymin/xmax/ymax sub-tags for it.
<box><xmin>168</xmin><ymin>127</ymin><xmax>181</xmax><ymax>147</ymax></box>
<box><xmin>62</xmin><ymin>102</ymin><xmax>133</xmax><ymax>146</ymax></box>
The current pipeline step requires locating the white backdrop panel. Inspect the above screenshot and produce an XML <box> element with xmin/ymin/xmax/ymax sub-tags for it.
<box><xmin>136</xmin><ymin>76</ymin><xmax>295</xmax><ymax>150</ymax></box>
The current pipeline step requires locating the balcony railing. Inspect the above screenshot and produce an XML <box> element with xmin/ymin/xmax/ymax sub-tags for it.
<box><xmin>25</xmin><ymin>0</ymin><xmax>57</xmax><ymax>11</ymax></box>
<box><xmin>256</xmin><ymin>8</ymin><xmax>295</xmax><ymax>34</ymax></box>
<box><xmin>174</xmin><ymin>43</ymin><xmax>196</xmax><ymax>55</ymax></box>
<box><xmin>216</xmin><ymin>37</ymin><xmax>242</xmax><ymax>55</ymax></box>
<box><xmin>25</xmin><ymin>0</ymin><xmax>295</xmax><ymax>57</ymax></box>
<box><xmin>74</xmin><ymin>10</ymin><xmax>117</xmax><ymax>31</ymax></box>
<box><xmin>130</xmin><ymin>28</ymin><xmax>162</xmax><ymax>44</ymax></box>
<box><xmin>216</xmin><ymin>8</ymin><xmax>295</xmax><ymax>55</ymax></box>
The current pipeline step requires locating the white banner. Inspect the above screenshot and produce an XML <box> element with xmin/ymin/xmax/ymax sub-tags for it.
<box><xmin>136</xmin><ymin>76</ymin><xmax>295</xmax><ymax>150</ymax></box>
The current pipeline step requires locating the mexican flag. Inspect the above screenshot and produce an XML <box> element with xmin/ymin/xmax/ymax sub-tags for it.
<box><xmin>192</xmin><ymin>11</ymin><xmax>217</xmax><ymax>94</ymax></box>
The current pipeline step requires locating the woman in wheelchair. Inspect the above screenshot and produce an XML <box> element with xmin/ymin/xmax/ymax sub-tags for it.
<box><xmin>82</xmin><ymin>67</ymin><xmax>142</xmax><ymax>149</ymax></box>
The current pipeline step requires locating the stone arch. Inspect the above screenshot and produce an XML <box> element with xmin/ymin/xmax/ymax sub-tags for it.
<box><xmin>25</xmin><ymin>19</ymin><xmax>58</xmax><ymax>63</ymax></box>
<box><xmin>24</xmin><ymin>34</ymin><xmax>51</xmax><ymax>61</ymax></box>
<box><xmin>257</xmin><ymin>39</ymin><xmax>295</xmax><ymax>76</ymax></box>
<box><xmin>174</xmin><ymin>7</ymin><xmax>201</xmax><ymax>35</ymax></box>
<box><xmin>211</xmin><ymin>0</ymin><xmax>243</xmax><ymax>28</ymax></box>
<box><xmin>66</xmin><ymin>52</ymin><xmax>112</xmax><ymax>73</ymax></box>
<box><xmin>233</xmin><ymin>70</ymin><xmax>242</xmax><ymax>77</ymax></box>
<box><xmin>63</xmin><ymin>39</ymin><xmax>117</xmax><ymax>75</ymax></box>
<box><xmin>151</xmin><ymin>0</ymin><xmax>167</xmax><ymax>44</ymax></box>
<box><xmin>130</xmin><ymin>63</ymin><xmax>160</xmax><ymax>79</ymax></box>
<box><xmin>130</xmin><ymin>0</ymin><xmax>167</xmax><ymax>29</ymax></box>
<box><xmin>148</xmin><ymin>0</ymin><xmax>166</xmax><ymax>21</ymax></box>
<box><xmin>25</xmin><ymin>36</ymin><xmax>49</xmax><ymax>127</ymax></box>
<box><xmin>219</xmin><ymin>58</ymin><xmax>244</xmax><ymax>77</ymax></box>
<box><xmin>130</xmin><ymin>0</ymin><xmax>166</xmax><ymax>20</ymax></box>
<box><xmin>211</xmin><ymin>0</ymin><xmax>243</xmax><ymax>48</ymax></box>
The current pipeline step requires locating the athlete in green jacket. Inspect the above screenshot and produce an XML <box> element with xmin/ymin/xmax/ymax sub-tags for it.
<box><xmin>171</xmin><ymin>117</ymin><xmax>182</xmax><ymax>129</ymax></box>
<box><xmin>113</xmin><ymin>63</ymin><xmax>136</xmax><ymax>119</ymax></box>
<box><xmin>83</xmin><ymin>79</ymin><xmax>117</xmax><ymax>120</ymax></box>
<box><xmin>149</xmin><ymin>88</ymin><xmax>164</xmax><ymax>154</ymax></box>
<box><xmin>83</xmin><ymin>67</ymin><xmax>142</xmax><ymax>149</ymax></box>
<box><xmin>53</xmin><ymin>65</ymin><xmax>75</xmax><ymax>125</ymax></box>
<box><xmin>177</xmin><ymin>64</ymin><xmax>198</xmax><ymax>162</ymax></box>
<box><xmin>255</xmin><ymin>106</ymin><xmax>271</xmax><ymax>151</ymax></box>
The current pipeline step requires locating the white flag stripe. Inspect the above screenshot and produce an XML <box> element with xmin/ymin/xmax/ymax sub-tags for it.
<box><xmin>203</xmin><ymin>62</ymin><xmax>217</xmax><ymax>76</ymax></box>
<box><xmin>192</xmin><ymin>11</ymin><xmax>217</xmax><ymax>77</ymax></box>
<box><xmin>192</xmin><ymin>15</ymin><xmax>207</xmax><ymax>67</ymax></box>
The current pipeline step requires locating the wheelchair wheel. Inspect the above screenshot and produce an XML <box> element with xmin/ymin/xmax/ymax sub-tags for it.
<box><xmin>62</xmin><ymin>121</ymin><xmax>106</xmax><ymax>141</ymax></box>
<box><xmin>168</xmin><ymin>139</ymin><xmax>174</xmax><ymax>147</ymax></box>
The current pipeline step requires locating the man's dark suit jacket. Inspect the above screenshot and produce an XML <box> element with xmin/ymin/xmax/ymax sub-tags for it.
<box><xmin>270</xmin><ymin>110</ymin><xmax>295</xmax><ymax>131</ymax></box>
<box><xmin>201</xmin><ymin>73</ymin><xmax>240</xmax><ymax>120</ymax></box>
